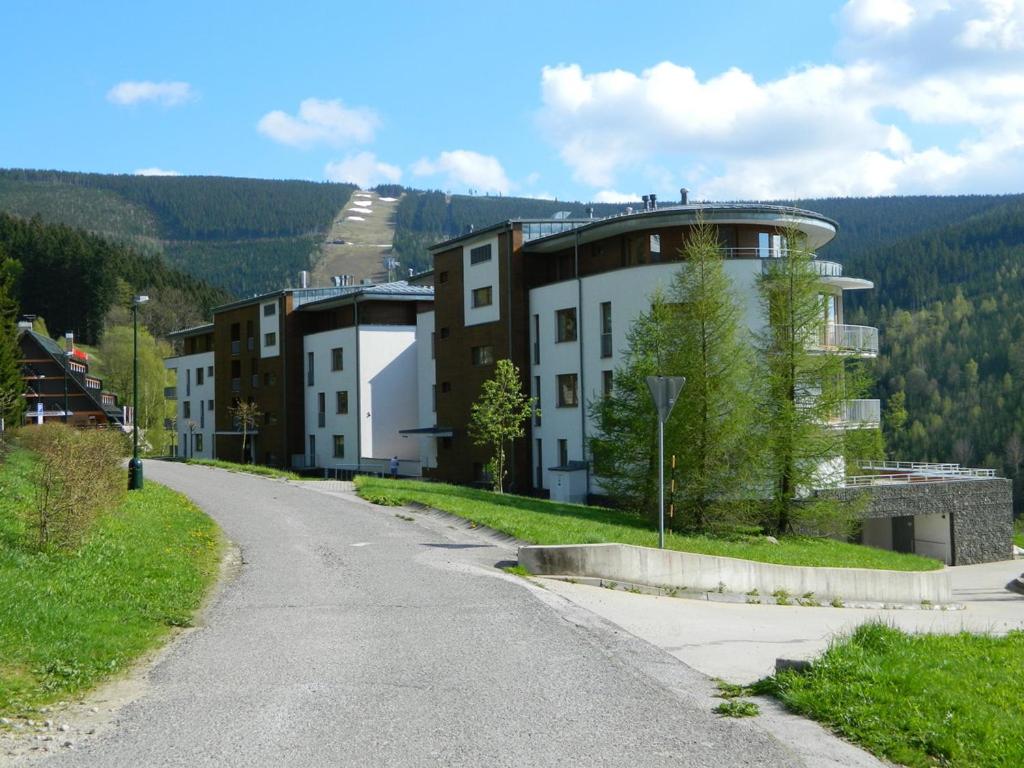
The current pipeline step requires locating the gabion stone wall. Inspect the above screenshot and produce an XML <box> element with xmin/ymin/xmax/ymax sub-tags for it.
<box><xmin>819</xmin><ymin>478</ymin><xmax>1013</xmax><ymax>565</ymax></box>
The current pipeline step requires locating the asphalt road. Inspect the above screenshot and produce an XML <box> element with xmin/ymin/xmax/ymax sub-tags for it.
<box><xmin>29</xmin><ymin>462</ymin><xmax>807</xmax><ymax>767</ymax></box>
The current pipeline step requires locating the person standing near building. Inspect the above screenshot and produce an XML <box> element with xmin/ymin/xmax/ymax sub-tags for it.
<box><xmin>389</xmin><ymin>456</ymin><xmax>399</xmax><ymax>479</ymax></box>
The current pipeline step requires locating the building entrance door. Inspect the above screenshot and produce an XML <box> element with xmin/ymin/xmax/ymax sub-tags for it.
<box><xmin>891</xmin><ymin>516</ymin><xmax>915</xmax><ymax>553</ymax></box>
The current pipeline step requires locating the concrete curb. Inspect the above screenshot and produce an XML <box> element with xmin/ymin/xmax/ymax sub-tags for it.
<box><xmin>520</xmin><ymin>543</ymin><xmax>955</xmax><ymax>607</ymax></box>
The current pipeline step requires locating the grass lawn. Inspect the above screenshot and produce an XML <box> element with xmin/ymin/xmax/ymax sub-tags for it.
<box><xmin>0</xmin><ymin>449</ymin><xmax>224</xmax><ymax>716</ymax></box>
<box><xmin>757</xmin><ymin>623</ymin><xmax>1024</xmax><ymax>768</ymax></box>
<box><xmin>185</xmin><ymin>457</ymin><xmax>300</xmax><ymax>481</ymax></box>
<box><xmin>355</xmin><ymin>477</ymin><xmax>941</xmax><ymax>572</ymax></box>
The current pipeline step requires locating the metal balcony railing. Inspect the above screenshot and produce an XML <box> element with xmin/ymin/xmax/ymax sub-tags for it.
<box><xmin>845</xmin><ymin>460</ymin><xmax>997</xmax><ymax>486</ymax></box>
<box><xmin>814</xmin><ymin>324</ymin><xmax>879</xmax><ymax>356</ymax></box>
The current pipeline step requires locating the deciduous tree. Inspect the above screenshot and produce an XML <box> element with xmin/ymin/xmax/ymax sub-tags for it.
<box><xmin>468</xmin><ymin>359</ymin><xmax>534</xmax><ymax>493</ymax></box>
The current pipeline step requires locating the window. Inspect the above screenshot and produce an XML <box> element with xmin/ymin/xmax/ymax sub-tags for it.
<box><xmin>441</xmin><ymin>381</ymin><xmax>451</xmax><ymax>393</ymax></box>
<box><xmin>439</xmin><ymin>271</ymin><xmax>449</xmax><ymax>284</ymax></box>
<box><xmin>317</xmin><ymin>392</ymin><xmax>326</xmax><ymax>427</ymax></box>
<box><xmin>600</xmin><ymin>302</ymin><xmax>612</xmax><ymax>358</ymax></box>
<box><xmin>307</xmin><ymin>352</ymin><xmax>314</xmax><ymax>386</ymax></box>
<box><xmin>556</xmin><ymin>308</ymin><xmax>577</xmax><ymax>343</ymax></box>
<box><xmin>532</xmin><ymin>314</ymin><xmax>540</xmax><ymax>364</ymax></box>
<box><xmin>440</xmin><ymin>327</ymin><xmax>450</xmax><ymax>339</ymax></box>
<box><xmin>431</xmin><ymin>331</ymin><xmax>436</xmax><ymax>359</ymax></box>
<box><xmin>247</xmin><ymin>320</ymin><xmax>254</xmax><ymax>351</ymax></box>
<box><xmin>441</xmin><ymin>436</ymin><xmax>452</xmax><ymax>450</ymax></box>
<box><xmin>534</xmin><ymin>376</ymin><xmax>541</xmax><ymax>427</ymax></box>
<box><xmin>264</xmin><ymin>332</ymin><xmax>276</xmax><ymax>347</ymax></box>
<box><xmin>471</xmin><ymin>286</ymin><xmax>493</xmax><ymax>308</ymax></box>
<box><xmin>535</xmin><ymin>439</ymin><xmax>543</xmax><ymax>488</ymax></box>
<box><xmin>333</xmin><ymin>434</ymin><xmax>345</xmax><ymax>458</ymax></box>
<box><xmin>602</xmin><ymin>369</ymin><xmax>614</xmax><ymax>398</ymax></box>
<box><xmin>196</xmin><ymin>367</ymin><xmax>204</xmax><ymax>385</ymax></box>
<box><xmin>207</xmin><ymin>365</ymin><xmax>214</xmax><ymax>378</ymax></box>
<box><xmin>308</xmin><ymin>435</ymin><xmax>316</xmax><ymax>467</ymax></box>
<box><xmin>200</xmin><ymin>407</ymin><xmax>205</xmax><ymax>428</ymax></box>
<box><xmin>194</xmin><ymin>433</ymin><xmax>203</xmax><ymax>452</ymax></box>
<box><xmin>331</xmin><ymin>347</ymin><xmax>344</xmax><ymax>371</ymax></box>
<box><xmin>186</xmin><ymin>369</ymin><xmax>191</xmax><ymax>396</ymax></box>
<box><xmin>336</xmin><ymin>391</ymin><xmax>348</xmax><ymax>414</ymax></box>
<box><xmin>556</xmin><ymin>373</ymin><xmax>578</xmax><ymax>407</ymax></box>
<box><xmin>263</xmin><ymin>303</ymin><xmax>276</xmax><ymax>317</ymax></box>
<box><xmin>558</xmin><ymin>439</ymin><xmax>568</xmax><ymax>467</ymax></box>
<box><xmin>208</xmin><ymin>399</ymin><xmax>214</xmax><ymax>411</ymax></box>
<box><xmin>264</xmin><ymin>372</ymin><xmax>277</xmax><ymax>387</ymax></box>
<box><xmin>183</xmin><ymin>401</ymin><xmax>191</xmax><ymax>418</ymax></box>
<box><xmin>650</xmin><ymin>234</ymin><xmax>661</xmax><ymax>262</ymax></box>
<box><xmin>471</xmin><ymin>345</ymin><xmax>494</xmax><ymax>366</ymax></box>
<box><xmin>432</xmin><ymin>384</ymin><xmax>436</xmax><ymax>413</ymax></box>
<box><xmin>470</xmin><ymin>244</ymin><xmax>492</xmax><ymax>264</ymax></box>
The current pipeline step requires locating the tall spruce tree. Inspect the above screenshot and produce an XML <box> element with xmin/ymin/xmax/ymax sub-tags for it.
<box><xmin>664</xmin><ymin>221</ymin><xmax>757</xmax><ymax>530</ymax></box>
<box><xmin>756</xmin><ymin>229</ymin><xmax>850</xmax><ymax>535</ymax></box>
<box><xmin>0</xmin><ymin>243</ymin><xmax>24</xmax><ymax>433</ymax></box>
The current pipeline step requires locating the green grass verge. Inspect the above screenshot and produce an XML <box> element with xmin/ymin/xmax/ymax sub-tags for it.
<box><xmin>757</xmin><ymin>623</ymin><xmax>1024</xmax><ymax>767</ymax></box>
<box><xmin>185</xmin><ymin>458</ymin><xmax>300</xmax><ymax>481</ymax></box>
<box><xmin>1014</xmin><ymin>517</ymin><xmax>1023</xmax><ymax>549</ymax></box>
<box><xmin>0</xmin><ymin>449</ymin><xmax>224</xmax><ymax>716</ymax></box>
<box><xmin>354</xmin><ymin>478</ymin><xmax>942</xmax><ymax>571</ymax></box>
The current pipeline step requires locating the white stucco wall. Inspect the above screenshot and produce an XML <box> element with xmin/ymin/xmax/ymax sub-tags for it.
<box><xmin>259</xmin><ymin>298</ymin><xmax>280</xmax><ymax>359</ymax></box>
<box><xmin>415</xmin><ymin>310</ymin><xmax>438</xmax><ymax>470</ymax></box>
<box><xmin>165</xmin><ymin>351</ymin><xmax>215</xmax><ymax>459</ymax></box>
<box><xmin>462</xmin><ymin>235</ymin><xmax>500</xmax><ymax>327</ymax></box>
<box><xmin>303</xmin><ymin>327</ymin><xmax>358</xmax><ymax>469</ymax></box>
<box><xmin>528</xmin><ymin>260</ymin><xmax>770</xmax><ymax>493</ymax></box>
<box><xmin>359</xmin><ymin>326</ymin><xmax>418</xmax><ymax>465</ymax></box>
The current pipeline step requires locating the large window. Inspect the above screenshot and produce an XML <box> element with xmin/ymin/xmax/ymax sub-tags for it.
<box><xmin>307</xmin><ymin>352</ymin><xmax>314</xmax><ymax>386</ymax></box>
<box><xmin>331</xmin><ymin>347</ymin><xmax>344</xmax><ymax>371</ymax></box>
<box><xmin>471</xmin><ymin>286</ymin><xmax>493</xmax><ymax>308</ymax></box>
<box><xmin>470</xmin><ymin>244</ymin><xmax>492</xmax><ymax>264</ymax></box>
<box><xmin>556</xmin><ymin>308</ymin><xmax>577</xmax><ymax>343</ymax></box>
<box><xmin>183</xmin><ymin>401</ymin><xmax>191</xmax><ymax>419</ymax></box>
<box><xmin>336</xmin><ymin>390</ymin><xmax>348</xmax><ymax>414</ymax></box>
<box><xmin>558</xmin><ymin>439</ymin><xmax>568</xmax><ymax>467</ymax></box>
<box><xmin>196</xmin><ymin>367</ymin><xmax>204</xmax><ymax>385</ymax></box>
<box><xmin>600</xmin><ymin>302</ymin><xmax>612</xmax><ymax>358</ymax></box>
<box><xmin>317</xmin><ymin>392</ymin><xmax>326</xmax><ymax>427</ymax></box>
<box><xmin>194</xmin><ymin>433</ymin><xmax>203</xmax><ymax>453</ymax></box>
<box><xmin>471</xmin><ymin>345</ymin><xmax>494</xmax><ymax>366</ymax></box>
<box><xmin>556</xmin><ymin>373</ymin><xmax>578</xmax><ymax>407</ymax></box>
<box><xmin>333</xmin><ymin>435</ymin><xmax>345</xmax><ymax>459</ymax></box>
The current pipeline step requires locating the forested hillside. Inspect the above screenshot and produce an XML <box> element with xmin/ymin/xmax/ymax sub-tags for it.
<box><xmin>0</xmin><ymin>170</ymin><xmax>356</xmax><ymax>295</ymax></box>
<box><xmin>0</xmin><ymin>213</ymin><xmax>228</xmax><ymax>344</ymax></box>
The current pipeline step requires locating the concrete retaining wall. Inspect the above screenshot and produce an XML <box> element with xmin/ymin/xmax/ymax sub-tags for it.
<box><xmin>518</xmin><ymin>543</ymin><xmax>953</xmax><ymax>605</ymax></box>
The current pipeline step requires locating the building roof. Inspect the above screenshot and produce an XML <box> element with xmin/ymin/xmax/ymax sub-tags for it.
<box><xmin>295</xmin><ymin>281</ymin><xmax>434</xmax><ymax>312</ymax></box>
<box><xmin>167</xmin><ymin>322</ymin><xmax>215</xmax><ymax>340</ymax></box>
<box><xmin>523</xmin><ymin>203</ymin><xmax>839</xmax><ymax>252</ymax></box>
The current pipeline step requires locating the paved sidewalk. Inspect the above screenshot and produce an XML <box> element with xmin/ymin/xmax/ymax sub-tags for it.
<box><xmin>541</xmin><ymin>559</ymin><xmax>1024</xmax><ymax>685</ymax></box>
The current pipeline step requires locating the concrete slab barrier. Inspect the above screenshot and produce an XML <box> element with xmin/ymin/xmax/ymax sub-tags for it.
<box><xmin>518</xmin><ymin>543</ymin><xmax>953</xmax><ymax>605</ymax></box>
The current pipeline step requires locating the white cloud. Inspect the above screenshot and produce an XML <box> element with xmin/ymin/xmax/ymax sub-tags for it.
<box><xmin>134</xmin><ymin>167</ymin><xmax>181</xmax><ymax>176</ymax></box>
<box><xmin>593</xmin><ymin>189</ymin><xmax>639</xmax><ymax>203</ymax></box>
<box><xmin>537</xmin><ymin>0</ymin><xmax>1024</xmax><ymax>198</ymax></box>
<box><xmin>324</xmin><ymin>152</ymin><xmax>402</xmax><ymax>187</ymax></box>
<box><xmin>258</xmin><ymin>98</ymin><xmax>379</xmax><ymax>148</ymax></box>
<box><xmin>107</xmin><ymin>81</ymin><xmax>194</xmax><ymax>107</ymax></box>
<box><xmin>411</xmin><ymin>150</ymin><xmax>512</xmax><ymax>194</ymax></box>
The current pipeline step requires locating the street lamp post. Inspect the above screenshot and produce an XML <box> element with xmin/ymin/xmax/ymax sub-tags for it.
<box><xmin>128</xmin><ymin>295</ymin><xmax>149</xmax><ymax>490</ymax></box>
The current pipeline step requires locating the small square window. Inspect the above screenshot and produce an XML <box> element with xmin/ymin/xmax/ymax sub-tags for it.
<box><xmin>331</xmin><ymin>347</ymin><xmax>344</xmax><ymax>371</ymax></box>
<box><xmin>264</xmin><ymin>303</ymin><xmax>276</xmax><ymax>317</ymax></box>
<box><xmin>264</xmin><ymin>332</ymin><xmax>276</xmax><ymax>347</ymax></box>
<box><xmin>471</xmin><ymin>345</ymin><xmax>494</xmax><ymax>366</ymax></box>
<box><xmin>470</xmin><ymin>244</ymin><xmax>492</xmax><ymax>264</ymax></box>
<box><xmin>440</xmin><ymin>327</ymin><xmax>450</xmax><ymax>339</ymax></box>
<box><xmin>471</xmin><ymin>286</ymin><xmax>492</xmax><ymax>308</ymax></box>
<box><xmin>556</xmin><ymin>373</ymin><xmax>578</xmax><ymax>407</ymax></box>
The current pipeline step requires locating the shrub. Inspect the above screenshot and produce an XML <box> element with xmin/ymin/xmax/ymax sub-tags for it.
<box><xmin>19</xmin><ymin>424</ymin><xmax>126</xmax><ymax>549</ymax></box>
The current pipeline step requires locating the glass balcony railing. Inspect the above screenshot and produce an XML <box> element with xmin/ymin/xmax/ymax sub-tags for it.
<box><xmin>833</xmin><ymin>399</ymin><xmax>881</xmax><ymax>427</ymax></box>
<box><xmin>814</xmin><ymin>324</ymin><xmax>879</xmax><ymax>356</ymax></box>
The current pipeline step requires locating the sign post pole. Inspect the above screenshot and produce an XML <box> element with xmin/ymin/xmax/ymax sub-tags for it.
<box><xmin>646</xmin><ymin>375</ymin><xmax>685</xmax><ymax>549</ymax></box>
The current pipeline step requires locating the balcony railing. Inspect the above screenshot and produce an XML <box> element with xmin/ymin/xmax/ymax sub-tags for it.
<box><xmin>231</xmin><ymin>377</ymin><xmax>241</xmax><ymax>393</ymax></box>
<box><xmin>831</xmin><ymin>399</ymin><xmax>880</xmax><ymax>427</ymax></box>
<box><xmin>813</xmin><ymin>324</ymin><xmax>879</xmax><ymax>356</ymax></box>
<box><xmin>164</xmin><ymin>386</ymin><xmax>177</xmax><ymax>400</ymax></box>
<box><xmin>845</xmin><ymin>460</ymin><xmax>996</xmax><ymax>486</ymax></box>
<box><xmin>230</xmin><ymin>340</ymin><xmax>240</xmax><ymax>356</ymax></box>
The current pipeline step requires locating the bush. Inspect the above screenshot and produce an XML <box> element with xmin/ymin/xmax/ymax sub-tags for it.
<box><xmin>19</xmin><ymin>424</ymin><xmax>127</xmax><ymax>549</ymax></box>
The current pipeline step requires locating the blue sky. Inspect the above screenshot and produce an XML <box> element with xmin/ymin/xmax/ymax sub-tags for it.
<box><xmin>3</xmin><ymin>1</ymin><xmax>1023</xmax><ymax>201</ymax></box>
